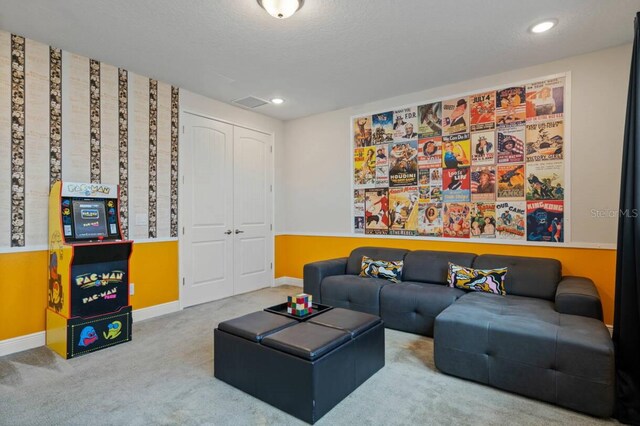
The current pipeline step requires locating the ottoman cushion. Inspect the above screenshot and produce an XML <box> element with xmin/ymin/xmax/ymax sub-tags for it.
<box><xmin>218</xmin><ymin>311</ymin><xmax>297</xmax><ymax>342</ymax></box>
<box><xmin>262</xmin><ymin>322</ymin><xmax>351</xmax><ymax>361</ymax></box>
<box><xmin>380</xmin><ymin>282</ymin><xmax>465</xmax><ymax>336</ymax></box>
<box><xmin>434</xmin><ymin>292</ymin><xmax>615</xmax><ymax>418</ymax></box>
<box><xmin>309</xmin><ymin>308</ymin><xmax>381</xmax><ymax>337</ymax></box>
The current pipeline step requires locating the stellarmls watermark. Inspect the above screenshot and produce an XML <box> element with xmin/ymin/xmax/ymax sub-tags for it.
<box><xmin>591</xmin><ymin>209</ymin><xmax>639</xmax><ymax>218</ymax></box>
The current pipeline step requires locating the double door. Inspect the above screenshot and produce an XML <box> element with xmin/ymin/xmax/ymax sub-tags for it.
<box><xmin>181</xmin><ymin>113</ymin><xmax>273</xmax><ymax>307</ymax></box>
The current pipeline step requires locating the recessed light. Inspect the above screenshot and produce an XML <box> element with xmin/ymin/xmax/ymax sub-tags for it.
<box><xmin>530</xmin><ymin>20</ymin><xmax>557</xmax><ymax>34</ymax></box>
<box><xmin>271</xmin><ymin>98</ymin><xmax>284</xmax><ymax>105</ymax></box>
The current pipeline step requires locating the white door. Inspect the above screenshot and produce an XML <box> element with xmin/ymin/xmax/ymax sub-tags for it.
<box><xmin>181</xmin><ymin>113</ymin><xmax>234</xmax><ymax>307</ymax></box>
<box><xmin>233</xmin><ymin>126</ymin><xmax>273</xmax><ymax>294</ymax></box>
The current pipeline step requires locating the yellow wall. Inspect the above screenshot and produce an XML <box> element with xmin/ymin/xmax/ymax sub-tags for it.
<box><xmin>0</xmin><ymin>241</ymin><xmax>179</xmax><ymax>341</ymax></box>
<box><xmin>275</xmin><ymin>235</ymin><xmax>617</xmax><ymax>325</ymax></box>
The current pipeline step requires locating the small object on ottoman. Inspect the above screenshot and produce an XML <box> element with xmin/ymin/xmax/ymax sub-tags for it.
<box><xmin>287</xmin><ymin>293</ymin><xmax>313</xmax><ymax>316</ymax></box>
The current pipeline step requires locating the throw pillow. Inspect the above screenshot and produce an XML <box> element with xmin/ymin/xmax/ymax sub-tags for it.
<box><xmin>360</xmin><ymin>256</ymin><xmax>403</xmax><ymax>283</ymax></box>
<box><xmin>447</xmin><ymin>262</ymin><xmax>507</xmax><ymax>295</ymax></box>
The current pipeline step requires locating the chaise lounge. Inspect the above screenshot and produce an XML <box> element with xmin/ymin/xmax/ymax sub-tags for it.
<box><xmin>303</xmin><ymin>246</ymin><xmax>614</xmax><ymax>418</ymax></box>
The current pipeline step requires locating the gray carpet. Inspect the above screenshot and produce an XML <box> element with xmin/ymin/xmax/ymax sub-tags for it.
<box><xmin>0</xmin><ymin>285</ymin><xmax>616</xmax><ymax>426</ymax></box>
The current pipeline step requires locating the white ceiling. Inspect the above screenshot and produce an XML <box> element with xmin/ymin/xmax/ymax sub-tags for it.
<box><xmin>0</xmin><ymin>0</ymin><xmax>638</xmax><ymax>121</ymax></box>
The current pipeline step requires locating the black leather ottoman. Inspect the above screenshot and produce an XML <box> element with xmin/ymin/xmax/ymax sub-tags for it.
<box><xmin>214</xmin><ymin>308</ymin><xmax>385</xmax><ymax>424</ymax></box>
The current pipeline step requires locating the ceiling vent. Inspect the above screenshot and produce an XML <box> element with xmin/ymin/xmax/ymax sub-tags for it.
<box><xmin>232</xmin><ymin>96</ymin><xmax>269</xmax><ymax>109</ymax></box>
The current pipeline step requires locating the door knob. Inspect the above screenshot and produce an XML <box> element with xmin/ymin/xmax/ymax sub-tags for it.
<box><xmin>235</xmin><ymin>229</ymin><xmax>244</xmax><ymax>234</ymax></box>
<box><xmin>224</xmin><ymin>230</ymin><xmax>232</xmax><ymax>235</ymax></box>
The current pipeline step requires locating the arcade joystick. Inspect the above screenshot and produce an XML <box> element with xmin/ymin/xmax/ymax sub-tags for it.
<box><xmin>98</xmin><ymin>236</ymin><xmax>104</xmax><ymax>242</ymax></box>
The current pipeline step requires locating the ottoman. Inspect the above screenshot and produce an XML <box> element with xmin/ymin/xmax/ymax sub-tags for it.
<box><xmin>214</xmin><ymin>308</ymin><xmax>385</xmax><ymax>424</ymax></box>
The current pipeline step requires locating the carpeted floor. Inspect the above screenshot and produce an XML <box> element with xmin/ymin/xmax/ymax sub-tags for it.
<box><xmin>0</xmin><ymin>285</ymin><xmax>616</xmax><ymax>426</ymax></box>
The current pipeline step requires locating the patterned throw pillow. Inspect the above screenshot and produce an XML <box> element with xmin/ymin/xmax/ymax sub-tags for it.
<box><xmin>447</xmin><ymin>262</ymin><xmax>508</xmax><ymax>295</ymax></box>
<box><xmin>360</xmin><ymin>256</ymin><xmax>403</xmax><ymax>283</ymax></box>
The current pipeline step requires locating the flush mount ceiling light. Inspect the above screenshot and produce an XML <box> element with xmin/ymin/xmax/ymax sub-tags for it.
<box><xmin>530</xmin><ymin>19</ymin><xmax>558</xmax><ymax>34</ymax></box>
<box><xmin>271</xmin><ymin>98</ymin><xmax>284</xmax><ymax>104</ymax></box>
<box><xmin>257</xmin><ymin>0</ymin><xmax>304</xmax><ymax>19</ymax></box>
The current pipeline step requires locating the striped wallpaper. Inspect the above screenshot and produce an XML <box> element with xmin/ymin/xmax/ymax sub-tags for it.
<box><xmin>0</xmin><ymin>30</ymin><xmax>179</xmax><ymax>248</ymax></box>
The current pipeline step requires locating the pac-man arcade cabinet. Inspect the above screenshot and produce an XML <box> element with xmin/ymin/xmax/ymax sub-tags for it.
<box><xmin>46</xmin><ymin>181</ymin><xmax>133</xmax><ymax>358</ymax></box>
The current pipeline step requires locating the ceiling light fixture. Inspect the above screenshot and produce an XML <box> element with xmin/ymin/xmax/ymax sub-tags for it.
<box><xmin>257</xmin><ymin>0</ymin><xmax>304</xmax><ymax>19</ymax></box>
<box><xmin>271</xmin><ymin>98</ymin><xmax>284</xmax><ymax>104</ymax></box>
<box><xmin>530</xmin><ymin>19</ymin><xmax>557</xmax><ymax>34</ymax></box>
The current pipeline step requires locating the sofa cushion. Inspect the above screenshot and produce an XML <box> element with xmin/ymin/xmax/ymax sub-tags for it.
<box><xmin>360</xmin><ymin>256</ymin><xmax>404</xmax><ymax>283</ymax></box>
<box><xmin>321</xmin><ymin>275</ymin><xmax>388</xmax><ymax>315</ymax></box>
<box><xmin>218</xmin><ymin>311</ymin><xmax>298</xmax><ymax>342</ymax></box>
<box><xmin>434</xmin><ymin>292</ymin><xmax>614</xmax><ymax>417</ymax></box>
<box><xmin>346</xmin><ymin>247</ymin><xmax>409</xmax><ymax>276</ymax></box>
<box><xmin>447</xmin><ymin>263</ymin><xmax>507</xmax><ymax>295</ymax></box>
<box><xmin>380</xmin><ymin>282</ymin><xmax>465</xmax><ymax>336</ymax></box>
<box><xmin>262</xmin><ymin>322</ymin><xmax>351</xmax><ymax>361</ymax></box>
<box><xmin>472</xmin><ymin>254</ymin><xmax>560</xmax><ymax>300</ymax></box>
<box><xmin>308</xmin><ymin>307</ymin><xmax>381</xmax><ymax>338</ymax></box>
<box><xmin>403</xmin><ymin>250</ymin><xmax>476</xmax><ymax>284</ymax></box>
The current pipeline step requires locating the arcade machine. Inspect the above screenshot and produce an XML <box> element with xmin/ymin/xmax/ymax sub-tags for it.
<box><xmin>46</xmin><ymin>181</ymin><xmax>133</xmax><ymax>358</ymax></box>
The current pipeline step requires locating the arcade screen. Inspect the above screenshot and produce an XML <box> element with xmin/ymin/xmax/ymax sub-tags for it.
<box><xmin>72</xmin><ymin>200</ymin><xmax>108</xmax><ymax>239</ymax></box>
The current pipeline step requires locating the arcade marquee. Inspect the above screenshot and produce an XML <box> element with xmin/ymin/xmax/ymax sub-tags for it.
<box><xmin>46</xmin><ymin>181</ymin><xmax>133</xmax><ymax>358</ymax></box>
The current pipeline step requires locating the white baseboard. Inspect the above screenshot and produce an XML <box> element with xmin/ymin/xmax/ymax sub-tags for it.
<box><xmin>0</xmin><ymin>331</ymin><xmax>46</xmax><ymax>357</ymax></box>
<box><xmin>0</xmin><ymin>301</ymin><xmax>182</xmax><ymax>358</ymax></box>
<box><xmin>274</xmin><ymin>277</ymin><xmax>303</xmax><ymax>287</ymax></box>
<box><xmin>132</xmin><ymin>301</ymin><xmax>182</xmax><ymax>322</ymax></box>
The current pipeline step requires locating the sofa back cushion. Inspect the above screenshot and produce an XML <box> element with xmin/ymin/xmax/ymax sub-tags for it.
<box><xmin>472</xmin><ymin>254</ymin><xmax>561</xmax><ymax>300</ymax></box>
<box><xmin>403</xmin><ymin>250</ymin><xmax>476</xmax><ymax>285</ymax></box>
<box><xmin>346</xmin><ymin>247</ymin><xmax>409</xmax><ymax>276</ymax></box>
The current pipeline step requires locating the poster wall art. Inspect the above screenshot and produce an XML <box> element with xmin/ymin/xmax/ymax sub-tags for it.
<box><xmin>351</xmin><ymin>73</ymin><xmax>569</xmax><ymax>244</ymax></box>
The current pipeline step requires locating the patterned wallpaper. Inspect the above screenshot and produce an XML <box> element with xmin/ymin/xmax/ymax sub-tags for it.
<box><xmin>0</xmin><ymin>30</ymin><xmax>179</xmax><ymax>248</ymax></box>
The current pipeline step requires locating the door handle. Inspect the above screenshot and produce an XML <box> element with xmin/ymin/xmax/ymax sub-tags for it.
<box><xmin>224</xmin><ymin>230</ymin><xmax>232</xmax><ymax>235</ymax></box>
<box><xmin>235</xmin><ymin>229</ymin><xmax>244</xmax><ymax>234</ymax></box>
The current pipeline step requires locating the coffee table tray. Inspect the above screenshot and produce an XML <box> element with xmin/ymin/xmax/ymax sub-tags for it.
<box><xmin>264</xmin><ymin>302</ymin><xmax>333</xmax><ymax>321</ymax></box>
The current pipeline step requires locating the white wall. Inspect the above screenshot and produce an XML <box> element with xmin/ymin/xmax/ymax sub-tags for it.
<box><xmin>179</xmin><ymin>90</ymin><xmax>286</xmax><ymax>232</ymax></box>
<box><xmin>280</xmin><ymin>44</ymin><xmax>632</xmax><ymax>246</ymax></box>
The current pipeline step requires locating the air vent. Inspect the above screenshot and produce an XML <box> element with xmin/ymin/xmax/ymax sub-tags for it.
<box><xmin>232</xmin><ymin>96</ymin><xmax>269</xmax><ymax>109</ymax></box>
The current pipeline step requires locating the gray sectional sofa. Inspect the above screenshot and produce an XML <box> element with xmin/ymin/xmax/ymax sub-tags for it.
<box><xmin>303</xmin><ymin>247</ymin><xmax>614</xmax><ymax>418</ymax></box>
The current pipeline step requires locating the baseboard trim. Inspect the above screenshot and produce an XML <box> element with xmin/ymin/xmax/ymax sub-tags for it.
<box><xmin>274</xmin><ymin>277</ymin><xmax>303</xmax><ymax>287</ymax></box>
<box><xmin>0</xmin><ymin>331</ymin><xmax>46</xmax><ymax>357</ymax></box>
<box><xmin>0</xmin><ymin>301</ymin><xmax>182</xmax><ymax>357</ymax></box>
<box><xmin>131</xmin><ymin>301</ymin><xmax>182</xmax><ymax>322</ymax></box>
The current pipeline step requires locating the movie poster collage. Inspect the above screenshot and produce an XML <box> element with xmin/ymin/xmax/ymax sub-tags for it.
<box><xmin>353</xmin><ymin>76</ymin><xmax>566</xmax><ymax>243</ymax></box>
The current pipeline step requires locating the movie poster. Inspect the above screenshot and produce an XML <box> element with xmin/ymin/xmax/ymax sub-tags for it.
<box><xmin>470</xmin><ymin>91</ymin><xmax>496</xmax><ymax>132</ymax></box>
<box><xmin>418</xmin><ymin>137</ymin><xmax>442</xmax><ymax>168</ymax></box>
<box><xmin>392</xmin><ymin>107</ymin><xmax>419</xmax><ymax>141</ymax></box>
<box><xmin>526</xmin><ymin>77</ymin><xmax>564</xmax><ymax>121</ymax></box>
<box><xmin>496</xmin><ymin>86</ymin><xmax>526</xmax><ymax>125</ymax></box>
<box><xmin>443</xmin><ymin>167</ymin><xmax>470</xmax><ymax>203</ymax></box>
<box><xmin>525</xmin><ymin>119</ymin><xmax>564</xmax><ymax>162</ymax></box>
<box><xmin>365</xmin><ymin>188</ymin><xmax>389</xmax><ymax>234</ymax></box>
<box><xmin>372</xmin><ymin>111</ymin><xmax>394</xmax><ymax>144</ymax></box>
<box><xmin>443</xmin><ymin>202</ymin><xmax>471</xmax><ymax>238</ymax></box>
<box><xmin>353</xmin><ymin>115</ymin><xmax>372</xmax><ymax>147</ymax></box>
<box><xmin>389</xmin><ymin>186</ymin><xmax>419</xmax><ymax>236</ymax></box>
<box><xmin>354</xmin><ymin>216</ymin><xmax>365</xmax><ymax>234</ymax></box>
<box><xmin>471</xmin><ymin>165</ymin><xmax>496</xmax><ymax>201</ymax></box>
<box><xmin>389</xmin><ymin>140</ymin><xmax>418</xmax><ymax>187</ymax></box>
<box><xmin>442</xmin><ymin>97</ymin><xmax>469</xmax><ymax>135</ymax></box>
<box><xmin>497</xmin><ymin>123</ymin><xmax>525</xmax><ymax>164</ymax></box>
<box><xmin>526</xmin><ymin>200</ymin><xmax>564</xmax><ymax>242</ymax></box>
<box><xmin>417</xmin><ymin>102</ymin><xmax>442</xmax><ymax>137</ymax></box>
<box><xmin>495</xmin><ymin>201</ymin><xmax>526</xmax><ymax>240</ymax></box>
<box><xmin>429</xmin><ymin>168</ymin><xmax>443</xmax><ymax>202</ymax></box>
<box><xmin>470</xmin><ymin>202</ymin><xmax>496</xmax><ymax>238</ymax></box>
<box><xmin>418</xmin><ymin>202</ymin><xmax>443</xmax><ymax>237</ymax></box>
<box><xmin>471</xmin><ymin>130</ymin><xmax>496</xmax><ymax>165</ymax></box>
<box><xmin>497</xmin><ymin>164</ymin><xmax>525</xmax><ymax>200</ymax></box>
<box><xmin>354</xmin><ymin>189</ymin><xmax>365</xmax><ymax>216</ymax></box>
<box><xmin>375</xmin><ymin>144</ymin><xmax>389</xmax><ymax>186</ymax></box>
<box><xmin>442</xmin><ymin>133</ymin><xmax>471</xmax><ymax>169</ymax></box>
<box><xmin>526</xmin><ymin>161</ymin><xmax>564</xmax><ymax>200</ymax></box>
<box><xmin>418</xmin><ymin>166</ymin><xmax>430</xmax><ymax>187</ymax></box>
<box><xmin>353</xmin><ymin>147</ymin><xmax>376</xmax><ymax>188</ymax></box>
